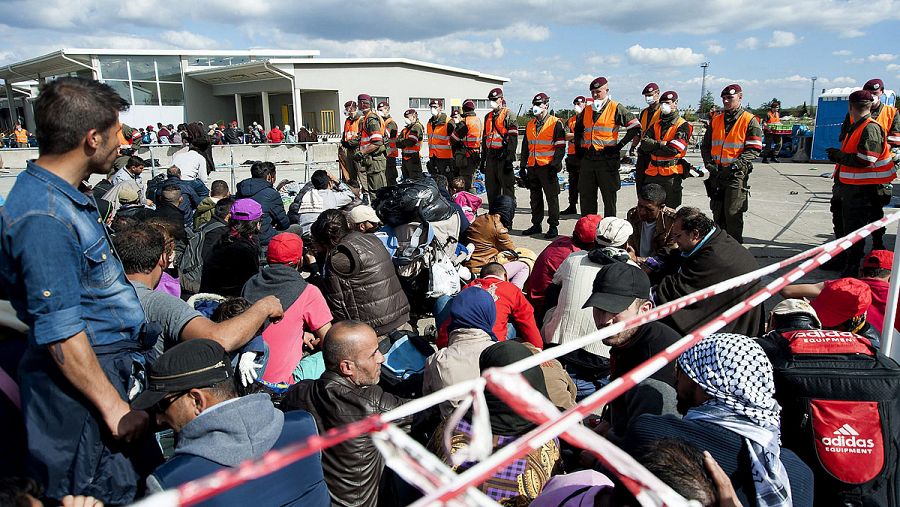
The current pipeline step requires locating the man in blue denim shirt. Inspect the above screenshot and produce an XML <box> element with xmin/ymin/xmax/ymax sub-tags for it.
<box><xmin>0</xmin><ymin>78</ymin><xmax>161</xmax><ymax>504</ymax></box>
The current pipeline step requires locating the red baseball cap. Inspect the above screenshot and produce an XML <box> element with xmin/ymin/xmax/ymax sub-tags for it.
<box><xmin>573</xmin><ymin>214</ymin><xmax>603</xmax><ymax>245</ymax></box>
<box><xmin>863</xmin><ymin>250</ymin><xmax>893</xmax><ymax>270</ymax></box>
<box><xmin>810</xmin><ymin>278</ymin><xmax>873</xmax><ymax>328</ymax></box>
<box><xmin>266</xmin><ymin>233</ymin><xmax>303</xmax><ymax>265</ymax></box>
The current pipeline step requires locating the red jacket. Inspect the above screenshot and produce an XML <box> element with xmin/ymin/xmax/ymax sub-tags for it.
<box><xmin>437</xmin><ymin>276</ymin><xmax>544</xmax><ymax>349</ymax></box>
<box><xmin>268</xmin><ymin>127</ymin><xmax>284</xmax><ymax>143</ymax></box>
<box><xmin>526</xmin><ymin>237</ymin><xmax>581</xmax><ymax>312</ymax></box>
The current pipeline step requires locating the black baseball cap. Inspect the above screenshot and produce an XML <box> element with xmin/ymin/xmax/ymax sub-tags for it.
<box><xmin>583</xmin><ymin>262</ymin><xmax>652</xmax><ymax>313</ymax></box>
<box><xmin>132</xmin><ymin>339</ymin><xmax>233</xmax><ymax>411</ymax></box>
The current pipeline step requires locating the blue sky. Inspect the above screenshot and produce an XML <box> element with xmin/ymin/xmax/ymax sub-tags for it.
<box><xmin>1</xmin><ymin>0</ymin><xmax>898</xmax><ymax>112</ymax></box>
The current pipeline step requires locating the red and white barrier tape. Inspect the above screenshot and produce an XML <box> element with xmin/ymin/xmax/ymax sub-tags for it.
<box><xmin>132</xmin><ymin>211</ymin><xmax>899</xmax><ymax>506</ymax></box>
<box><xmin>412</xmin><ymin>211</ymin><xmax>899</xmax><ymax>505</ymax></box>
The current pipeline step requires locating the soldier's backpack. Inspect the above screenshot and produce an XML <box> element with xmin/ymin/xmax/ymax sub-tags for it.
<box><xmin>758</xmin><ymin>329</ymin><xmax>900</xmax><ymax>506</ymax></box>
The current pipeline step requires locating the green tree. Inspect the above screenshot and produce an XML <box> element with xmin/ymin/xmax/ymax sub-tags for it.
<box><xmin>699</xmin><ymin>91</ymin><xmax>716</xmax><ymax>114</ymax></box>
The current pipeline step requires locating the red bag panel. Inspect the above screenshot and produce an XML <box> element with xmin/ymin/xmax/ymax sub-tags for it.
<box><xmin>783</xmin><ymin>330</ymin><xmax>874</xmax><ymax>356</ymax></box>
<box><xmin>811</xmin><ymin>399</ymin><xmax>885</xmax><ymax>484</ymax></box>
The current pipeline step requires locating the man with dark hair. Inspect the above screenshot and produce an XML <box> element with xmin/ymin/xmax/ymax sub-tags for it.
<box><xmin>0</xmin><ymin>77</ymin><xmax>159</xmax><ymax>503</ymax></box>
<box><xmin>654</xmin><ymin>207</ymin><xmax>763</xmax><ymax>337</ymax></box>
<box><xmin>154</xmin><ymin>166</ymin><xmax>201</xmax><ymax>226</ymax></box>
<box><xmin>631</xmin><ymin>439</ymin><xmax>717</xmax><ymax>506</ymax></box>
<box><xmin>114</xmin><ymin>225</ymin><xmax>283</xmax><ymax>357</ymax></box>
<box><xmin>283</xmin><ymin>321</ymin><xmax>410</xmax><ymax>507</ymax></box>
<box><xmin>626</xmin><ymin>183</ymin><xmax>676</xmax><ymax>266</ymax></box>
<box><xmin>288</xmin><ymin>169</ymin><xmax>357</xmax><ymax>235</ymax></box>
<box><xmin>137</xmin><ymin>339</ymin><xmax>330</xmax><ymax>504</ymax></box>
<box><xmin>112</xmin><ymin>155</ymin><xmax>147</xmax><ymax>202</ymax></box>
<box><xmin>199</xmin><ymin>196</ymin><xmax>235</xmax><ymax>261</ymax></box>
<box><xmin>193</xmin><ymin>179</ymin><xmax>230</xmax><ymax>229</ymax></box>
<box><xmin>237</xmin><ymin>161</ymin><xmax>290</xmax><ymax>247</ymax></box>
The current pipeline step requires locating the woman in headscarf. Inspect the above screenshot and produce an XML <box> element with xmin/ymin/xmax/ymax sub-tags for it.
<box><xmin>423</xmin><ymin>287</ymin><xmax>498</xmax><ymax>418</ymax></box>
<box><xmin>429</xmin><ymin>340</ymin><xmax>562</xmax><ymax>505</ymax></box>
<box><xmin>465</xmin><ymin>195</ymin><xmax>533</xmax><ymax>289</ymax></box>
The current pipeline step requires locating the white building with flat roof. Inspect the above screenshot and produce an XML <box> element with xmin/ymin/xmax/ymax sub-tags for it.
<box><xmin>0</xmin><ymin>48</ymin><xmax>508</xmax><ymax>135</ymax></box>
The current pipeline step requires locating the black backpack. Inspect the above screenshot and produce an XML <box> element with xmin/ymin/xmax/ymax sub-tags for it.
<box><xmin>179</xmin><ymin>220</ymin><xmax>226</xmax><ymax>294</ymax></box>
<box><xmin>758</xmin><ymin>329</ymin><xmax>900</xmax><ymax>506</ymax></box>
<box><xmin>373</xmin><ymin>178</ymin><xmax>454</xmax><ymax>226</ymax></box>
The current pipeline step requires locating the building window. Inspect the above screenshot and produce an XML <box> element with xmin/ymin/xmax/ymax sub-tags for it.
<box><xmin>159</xmin><ymin>83</ymin><xmax>185</xmax><ymax>106</ymax></box>
<box><xmin>474</xmin><ymin>99</ymin><xmax>489</xmax><ymax>109</ymax></box>
<box><xmin>99</xmin><ymin>57</ymin><xmax>128</xmax><ymax>80</ymax></box>
<box><xmin>97</xmin><ymin>55</ymin><xmax>184</xmax><ymax>107</ymax></box>
<box><xmin>409</xmin><ymin>97</ymin><xmax>439</xmax><ymax>109</ymax></box>
<box><xmin>105</xmin><ymin>80</ymin><xmax>132</xmax><ymax>105</ymax></box>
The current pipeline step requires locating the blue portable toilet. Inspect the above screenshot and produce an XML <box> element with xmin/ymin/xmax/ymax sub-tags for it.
<box><xmin>812</xmin><ymin>87</ymin><xmax>896</xmax><ymax>161</ymax></box>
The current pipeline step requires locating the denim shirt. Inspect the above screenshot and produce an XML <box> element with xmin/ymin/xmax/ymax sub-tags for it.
<box><xmin>0</xmin><ymin>161</ymin><xmax>145</xmax><ymax>347</ymax></box>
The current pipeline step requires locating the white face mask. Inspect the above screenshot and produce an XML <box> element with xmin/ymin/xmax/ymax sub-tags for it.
<box><xmin>344</xmin><ymin>110</ymin><xmax>352</xmax><ymax>117</ymax></box>
<box><xmin>660</xmin><ymin>103</ymin><xmax>673</xmax><ymax>115</ymax></box>
<box><xmin>430</xmin><ymin>107</ymin><xmax>439</xmax><ymax>115</ymax></box>
<box><xmin>490</xmin><ymin>100</ymin><xmax>500</xmax><ymax>110</ymax></box>
<box><xmin>532</xmin><ymin>105</ymin><xmax>543</xmax><ymax>115</ymax></box>
<box><xmin>377</xmin><ymin>110</ymin><xmax>387</xmax><ymax>118</ymax></box>
<box><xmin>404</xmin><ymin>118</ymin><xmax>412</xmax><ymax>125</ymax></box>
<box><xmin>645</xmin><ymin>95</ymin><xmax>656</xmax><ymax>105</ymax></box>
<box><xmin>592</xmin><ymin>100</ymin><xmax>604</xmax><ymax>113</ymax></box>
<box><xmin>574</xmin><ymin>104</ymin><xmax>584</xmax><ymax>114</ymax></box>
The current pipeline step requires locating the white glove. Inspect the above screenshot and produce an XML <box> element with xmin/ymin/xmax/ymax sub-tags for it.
<box><xmin>237</xmin><ymin>351</ymin><xmax>262</xmax><ymax>387</ymax></box>
<box><xmin>689</xmin><ymin>165</ymin><xmax>710</xmax><ymax>179</ymax></box>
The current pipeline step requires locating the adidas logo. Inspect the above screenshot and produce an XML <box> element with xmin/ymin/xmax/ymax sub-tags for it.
<box><xmin>822</xmin><ymin>423</ymin><xmax>876</xmax><ymax>454</ymax></box>
<box><xmin>833</xmin><ymin>424</ymin><xmax>860</xmax><ymax>436</ymax></box>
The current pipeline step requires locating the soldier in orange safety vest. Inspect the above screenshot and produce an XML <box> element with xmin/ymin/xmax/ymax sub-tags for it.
<box><xmin>426</xmin><ymin>98</ymin><xmax>453</xmax><ymax>179</ymax></box>
<box><xmin>700</xmin><ymin>83</ymin><xmax>763</xmax><ymax>243</ymax></box>
<box><xmin>520</xmin><ymin>92</ymin><xmax>567</xmax><ymax>239</ymax></box>
<box><xmin>340</xmin><ymin>100</ymin><xmax>362</xmax><ymax>182</ymax></box>
<box><xmin>638</xmin><ymin>90</ymin><xmax>692</xmax><ymax>208</ymax></box>
<box><xmin>561</xmin><ymin>96</ymin><xmax>586</xmax><ymax>215</ymax></box>
<box><xmin>450</xmin><ymin>99</ymin><xmax>483</xmax><ymax>192</ymax></box>
<box><xmin>482</xmin><ymin>87</ymin><xmax>519</xmax><ymax>204</ymax></box>
<box><xmin>353</xmin><ymin>93</ymin><xmax>387</xmax><ymax>193</ymax></box>
<box><xmin>826</xmin><ymin>89</ymin><xmax>896</xmax><ymax>276</ymax></box>
<box><xmin>629</xmin><ymin>82</ymin><xmax>662</xmax><ymax>195</ymax></box>
<box><xmin>397</xmin><ymin>109</ymin><xmax>425</xmax><ymax>181</ymax></box>
<box><xmin>377</xmin><ymin>100</ymin><xmax>400</xmax><ymax>187</ymax></box>
<box><xmin>760</xmin><ymin>99</ymin><xmax>783</xmax><ymax>163</ymax></box>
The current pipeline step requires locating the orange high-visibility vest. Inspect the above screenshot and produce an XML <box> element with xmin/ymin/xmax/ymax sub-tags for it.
<box><xmin>709</xmin><ymin>111</ymin><xmax>760</xmax><ymax>166</ymax></box>
<box><xmin>639</xmin><ymin>107</ymin><xmax>661</xmax><ymax>134</ymax></box>
<box><xmin>835</xmin><ymin>117</ymin><xmax>895</xmax><ymax>185</ymax></box>
<box><xmin>581</xmin><ymin>100</ymin><xmax>620</xmax><ymax>150</ymax></box>
<box><xmin>384</xmin><ymin>117</ymin><xmax>399</xmax><ymax>158</ymax></box>
<box><xmin>14</xmin><ymin>128</ymin><xmax>28</xmax><ymax>144</ymax></box>
<box><xmin>462</xmin><ymin>115</ymin><xmax>483</xmax><ymax>150</ymax></box>
<box><xmin>484</xmin><ymin>108</ymin><xmax>510</xmax><ymax>150</ymax></box>
<box><xmin>400</xmin><ymin>122</ymin><xmax>422</xmax><ymax>160</ymax></box>
<box><xmin>874</xmin><ymin>104</ymin><xmax>899</xmax><ymax>145</ymax></box>
<box><xmin>647</xmin><ymin>118</ymin><xmax>691</xmax><ymax>177</ymax></box>
<box><xmin>343</xmin><ymin>115</ymin><xmax>360</xmax><ymax>143</ymax></box>
<box><xmin>526</xmin><ymin>115</ymin><xmax>561</xmax><ymax>167</ymax></box>
<box><xmin>766</xmin><ymin>111</ymin><xmax>780</xmax><ymax>124</ymax></box>
<box><xmin>427</xmin><ymin>117</ymin><xmax>452</xmax><ymax>159</ymax></box>
<box><xmin>359</xmin><ymin>111</ymin><xmax>384</xmax><ymax>151</ymax></box>
<box><xmin>567</xmin><ymin>116</ymin><xmax>577</xmax><ymax>155</ymax></box>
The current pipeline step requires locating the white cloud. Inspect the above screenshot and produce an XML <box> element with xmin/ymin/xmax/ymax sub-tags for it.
<box><xmin>626</xmin><ymin>44</ymin><xmax>705</xmax><ymax>66</ymax></box>
<box><xmin>887</xmin><ymin>63</ymin><xmax>900</xmax><ymax>72</ymax></box>
<box><xmin>868</xmin><ymin>53</ymin><xmax>897</xmax><ymax>62</ymax></box>
<box><xmin>706</xmin><ymin>41</ymin><xmax>725</xmax><ymax>55</ymax></box>
<box><xmin>492</xmin><ymin>23</ymin><xmax>551</xmax><ymax>42</ymax></box>
<box><xmin>161</xmin><ymin>30</ymin><xmax>218</xmax><ymax>49</ymax></box>
<box><xmin>823</xmin><ymin>76</ymin><xmax>856</xmax><ymax>86</ymax></box>
<box><xmin>737</xmin><ymin>37</ymin><xmax>759</xmax><ymax>50</ymax></box>
<box><xmin>585</xmin><ymin>54</ymin><xmax>622</xmax><ymax>67</ymax></box>
<box><xmin>841</xmin><ymin>29</ymin><xmax>866</xmax><ymax>38</ymax></box>
<box><xmin>847</xmin><ymin>58</ymin><xmax>865</xmax><ymax>64</ymax></box>
<box><xmin>766</xmin><ymin>30</ymin><xmax>801</xmax><ymax>48</ymax></box>
<box><xmin>832</xmin><ymin>50</ymin><xmax>852</xmax><ymax>56</ymax></box>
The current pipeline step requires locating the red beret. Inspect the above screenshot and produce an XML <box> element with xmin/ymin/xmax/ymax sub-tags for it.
<box><xmin>590</xmin><ymin>77</ymin><xmax>608</xmax><ymax>91</ymax></box>
<box><xmin>462</xmin><ymin>99</ymin><xmax>476</xmax><ymax>111</ymax></box>
<box><xmin>810</xmin><ymin>278</ymin><xmax>873</xmax><ymax>328</ymax></box>
<box><xmin>660</xmin><ymin>90</ymin><xmax>678</xmax><ymax>102</ymax></box>
<box><xmin>863</xmin><ymin>79</ymin><xmax>884</xmax><ymax>92</ymax></box>
<box><xmin>864</xmin><ymin>249</ymin><xmax>893</xmax><ymax>269</ymax></box>
<box><xmin>488</xmin><ymin>88</ymin><xmax>504</xmax><ymax>100</ymax></box>
<box><xmin>377</xmin><ymin>100</ymin><xmax>389</xmax><ymax>109</ymax></box>
<box><xmin>429</xmin><ymin>98</ymin><xmax>443</xmax><ymax>107</ymax></box>
<box><xmin>343</xmin><ymin>100</ymin><xmax>357</xmax><ymax>109</ymax></box>
<box><xmin>357</xmin><ymin>94</ymin><xmax>373</xmax><ymax>105</ymax></box>
<box><xmin>849</xmin><ymin>90</ymin><xmax>874</xmax><ymax>103</ymax></box>
<box><xmin>721</xmin><ymin>84</ymin><xmax>742</xmax><ymax>97</ymax></box>
<box><xmin>403</xmin><ymin>108</ymin><xmax>417</xmax><ymax>116</ymax></box>
<box><xmin>573</xmin><ymin>96</ymin><xmax>586</xmax><ymax>105</ymax></box>
<box><xmin>642</xmin><ymin>82</ymin><xmax>659</xmax><ymax>95</ymax></box>
<box><xmin>532</xmin><ymin>92</ymin><xmax>549</xmax><ymax>105</ymax></box>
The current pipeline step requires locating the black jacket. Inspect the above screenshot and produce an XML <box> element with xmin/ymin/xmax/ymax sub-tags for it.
<box><xmin>236</xmin><ymin>178</ymin><xmax>290</xmax><ymax>246</ymax></box>
<box><xmin>199</xmin><ymin>235</ymin><xmax>260</xmax><ymax>297</ymax></box>
<box><xmin>282</xmin><ymin>371</ymin><xmax>411</xmax><ymax>507</ymax></box>
<box><xmin>655</xmin><ymin>227</ymin><xmax>764</xmax><ymax>337</ymax></box>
